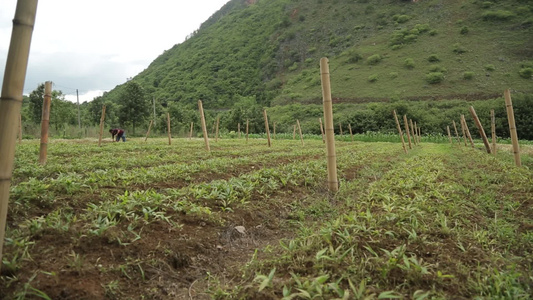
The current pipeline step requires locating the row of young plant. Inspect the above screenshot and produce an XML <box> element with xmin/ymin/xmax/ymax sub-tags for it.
<box><xmin>212</xmin><ymin>144</ymin><xmax>532</xmax><ymax>298</ymax></box>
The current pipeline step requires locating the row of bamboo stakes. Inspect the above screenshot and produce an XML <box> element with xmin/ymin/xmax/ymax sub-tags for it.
<box><xmin>444</xmin><ymin>89</ymin><xmax>521</xmax><ymax>167</ymax></box>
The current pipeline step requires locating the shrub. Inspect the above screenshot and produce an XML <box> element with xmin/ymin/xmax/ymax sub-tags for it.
<box><xmin>391</xmin><ymin>44</ymin><xmax>403</xmax><ymax>50</ymax></box>
<box><xmin>429</xmin><ymin>65</ymin><xmax>447</xmax><ymax>73</ymax></box>
<box><xmin>404</xmin><ymin>34</ymin><xmax>418</xmax><ymax>43</ymax></box>
<box><xmin>482</xmin><ymin>10</ymin><xmax>515</xmax><ymax>21</ymax></box>
<box><xmin>393</xmin><ymin>14</ymin><xmax>411</xmax><ymax>23</ymax></box>
<box><xmin>404</xmin><ymin>58</ymin><xmax>415</xmax><ymax>69</ymax></box>
<box><xmin>346</xmin><ymin>50</ymin><xmax>363</xmax><ymax>63</ymax></box>
<box><xmin>452</xmin><ymin>43</ymin><xmax>467</xmax><ymax>54</ymax></box>
<box><xmin>389</xmin><ymin>72</ymin><xmax>399</xmax><ymax>78</ymax></box>
<box><xmin>414</xmin><ymin>23</ymin><xmax>430</xmax><ymax>33</ymax></box>
<box><xmin>428</xmin><ymin>54</ymin><xmax>440</xmax><ymax>62</ymax></box>
<box><xmin>519</xmin><ymin>67</ymin><xmax>533</xmax><ymax>79</ymax></box>
<box><xmin>368</xmin><ymin>74</ymin><xmax>379</xmax><ymax>82</ymax></box>
<box><xmin>288</xmin><ymin>62</ymin><xmax>299</xmax><ymax>72</ymax></box>
<box><xmin>463</xmin><ymin>71</ymin><xmax>475</xmax><ymax>80</ymax></box>
<box><xmin>426</xmin><ymin>72</ymin><xmax>444</xmax><ymax>84</ymax></box>
<box><xmin>367</xmin><ymin>54</ymin><xmax>382</xmax><ymax>65</ymax></box>
<box><xmin>460</xmin><ymin>26</ymin><xmax>469</xmax><ymax>34</ymax></box>
<box><xmin>429</xmin><ymin>29</ymin><xmax>438</xmax><ymax>36</ymax></box>
<box><xmin>484</xmin><ymin>64</ymin><xmax>496</xmax><ymax>71</ymax></box>
<box><xmin>481</xmin><ymin>1</ymin><xmax>492</xmax><ymax>9</ymax></box>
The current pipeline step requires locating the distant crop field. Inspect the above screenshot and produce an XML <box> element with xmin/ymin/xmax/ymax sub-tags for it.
<box><xmin>1</xmin><ymin>138</ymin><xmax>532</xmax><ymax>299</ymax></box>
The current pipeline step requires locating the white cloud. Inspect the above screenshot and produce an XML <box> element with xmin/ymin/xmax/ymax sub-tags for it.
<box><xmin>0</xmin><ymin>0</ymin><xmax>230</xmax><ymax>102</ymax></box>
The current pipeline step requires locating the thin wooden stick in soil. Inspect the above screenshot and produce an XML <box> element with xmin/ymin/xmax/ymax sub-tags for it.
<box><xmin>0</xmin><ymin>0</ymin><xmax>38</xmax><ymax>269</ymax></box>
<box><xmin>189</xmin><ymin>122</ymin><xmax>193</xmax><ymax>140</ymax></box>
<box><xmin>98</xmin><ymin>105</ymin><xmax>106</xmax><ymax>147</ymax></box>
<box><xmin>215</xmin><ymin>116</ymin><xmax>220</xmax><ymax>142</ymax></box>
<box><xmin>410</xmin><ymin>119</ymin><xmax>416</xmax><ymax>145</ymax></box>
<box><xmin>403</xmin><ymin>115</ymin><xmax>412</xmax><ymax>149</ymax></box>
<box><xmin>462</xmin><ymin>115</ymin><xmax>475</xmax><ymax>148</ymax></box>
<box><xmin>452</xmin><ymin>120</ymin><xmax>461</xmax><ymax>143</ymax></box>
<box><xmin>293</xmin><ymin>125</ymin><xmax>296</xmax><ymax>140</ymax></box>
<box><xmin>246</xmin><ymin>119</ymin><xmax>249</xmax><ymax>142</ymax></box>
<box><xmin>145</xmin><ymin>120</ymin><xmax>153</xmax><ymax>142</ymax></box>
<box><xmin>167</xmin><ymin>113</ymin><xmax>172</xmax><ymax>145</ymax></box>
<box><xmin>447</xmin><ymin>126</ymin><xmax>453</xmax><ymax>145</ymax></box>
<box><xmin>504</xmin><ymin>89</ymin><xmax>521</xmax><ymax>166</ymax></box>
<box><xmin>198</xmin><ymin>100</ymin><xmax>210</xmax><ymax>152</ymax></box>
<box><xmin>348</xmin><ymin>124</ymin><xmax>354</xmax><ymax>142</ymax></box>
<box><xmin>320</xmin><ymin>58</ymin><xmax>338</xmax><ymax>192</ymax></box>
<box><xmin>263</xmin><ymin>109</ymin><xmax>271</xmax><ymax>147</ymax></box>
<box><xmin>238</xmin><ymin>123</ymin><xmax>241</xmax><ymax>139</ymax></box>
<box><xmin>459</xmin><ymin>117</ymin><xmax>467</xmax><ymax>147</ymax></box>
<box><xmin>469</xmin><ymin>106</ymin><xmax>491</xmax><ymax>154</ymax></box>
<box><xmin>297</xmin><ymin>119</ymin><xmax>304</xmax><ymax>146</ymax></box>
<box><xmin>393</xmin><ymin>110</ymin><xmax>408</xmax><ymax>154</ymax></box>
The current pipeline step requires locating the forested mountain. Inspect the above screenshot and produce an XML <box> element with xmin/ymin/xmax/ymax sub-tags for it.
<box><xmin>102</xmin><ymin>0</ymin><xmax>532</xmax><ymax>108</ymax></box>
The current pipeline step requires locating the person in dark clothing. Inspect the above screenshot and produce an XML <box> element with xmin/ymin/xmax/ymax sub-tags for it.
<box><xmin>109</xmin><ymin>128</ymin><xmax>126</xmax><ymax>142</ymax></box>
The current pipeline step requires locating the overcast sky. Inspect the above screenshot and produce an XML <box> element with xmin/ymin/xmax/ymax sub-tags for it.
<box><xmin>0</xmin><ymin>0</ymin><xmax>229</xmax><ymax>103</ymax></box>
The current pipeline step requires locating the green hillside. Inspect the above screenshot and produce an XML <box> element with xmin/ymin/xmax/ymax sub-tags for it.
<box><xmin>103</xmin><ymin>0</ymin><xmax>532</xmax><ymax>108</ymax></box>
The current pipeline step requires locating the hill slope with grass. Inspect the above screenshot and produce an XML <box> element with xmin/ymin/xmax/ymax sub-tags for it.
<box><xmin>103</xmin><ymin>0</ymin><xmax>532</xmax><ymax>108</ymax></box>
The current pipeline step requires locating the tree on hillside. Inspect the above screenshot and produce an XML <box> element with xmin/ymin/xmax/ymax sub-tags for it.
<box><xmin>117</xmin><ymin>81</ymin><xmax>149</xmax><ymax>135</ymax></box>
<box><xmin>28</xmin><ymin>84</ymin><xmax>44</xmax><ymax>124</ymax></box>
<box><xmin>27</xmin><ymin>84</ymin><xmax>77</xmax><ymax>131</ymax></box>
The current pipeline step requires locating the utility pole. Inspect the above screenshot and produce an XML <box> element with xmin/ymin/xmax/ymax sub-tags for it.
<box><xmin>76</xmin><ymin>89</ymin><xmax>81</xmax><ymax>129</ymax></box>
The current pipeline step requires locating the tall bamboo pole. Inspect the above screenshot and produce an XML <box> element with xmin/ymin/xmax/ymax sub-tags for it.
<box><xmin>320</xmin><ymin>58</ymin><xmax>338</xmax><ymax>192</ymax></box>
<box><xmin>339</xmin><ymin>123</ymin><xmax>343</xmax><ymax>136</ymax></box>
<box><xmin>98</xmin><ymin>105</ymin><xmax>106</xmax><ymax>146</ymax></box>
<box><xmin>189</xmin><ymin>122</ymin><xmax>193</xmax><ymax>140</ymax></box>
<box><xmin>297</xmin><ymin>119</ymin><xmax>304</xmax><ymax>146</ymax></box>
<box><xmin>504</xmin><ymin>89</ymin><xmax>521</xmax><ymax>166</ymax></box>
<box><xmin>469</xmin><ymin>106</ymin><xmax>491</xmax><ymax>154</ymax></box>
<box><xmin>145</xmin><ymin>120</ymin><xmax>153</xmax><ymax>142</ymax></box>
<box><xmin>18</xmin><ymin>114</ymin><xmax>22</xmax><ymax>143</ymax></box>
<box><xmin>393</xmin><ymin>110</ymin><xmax>408</xmax><ymax>154</ymax></box>
<box><xmin>167</xmin><ymin>113</ymin><xmax>171</xmax><ymax>145</ymax></box>
<box><xmin>0</xmin><ymin>0</ymin><xmax>39</xmax><ymax>268</ymax></box>
<box><xmin>462</xmin><ymin>115</ymin><xmax>475</xmax><ymax>148</ymax></box>
<box><xmin>39</xmin><ymin>90</ymin><xmax>51</xmax><ymax>161</ymax></box>
<box><xmin>273</xmin><ymin>122</ymin><xmax>276</xmax><ymax>140</ymax></box>
<box><xmin>452</xmin><ymin>120</ymin><xmax>461</xmax><ymax>143</ymax></box>
<box><xmin>447</xmin><ymin>126</ymin><xmax>453</xmax><ymax>145</ymax></box>
<box><xmin>491</xmin><ymin>110</ymin><xmax>496</xmax><ymax>155</ymax></box>
<box><xmin>459</xmin><ymin>116</ymin><xmax>467</xmax><ymax>146</ymax></box>
<box><xmin>198</xmin><ymin>100</ymin><xmax>210</xmax><ymax>152</ymax></box>
<box><xmin>293</xmin><ymin>125</ymin><xmax>296</xmax><ymax>140</ymax></box>
<box><xmin>348</xmin><ymin>124</ymin><xmax>354</xmax><ymax>142</ymax></box>
<box><xmin>319</xmin><ymin>118</ymin><xmax>325</xmax><ymax>143</ymax></box>
<box><xmin>238</xmin><ymin>123</ymin><xmax>241</xmax><ymax>138</ymax></box>
<box><xmin>246</xmin><ymin>119</ymin><xmax>249</xmax><ymax>142</ymax></box>
<box><xmin>403</xmin><ymin>115</ymin><xmax>412</xmax><ymax>149</ymax></box>
<box><xmin>414</xmin><ymin>122</ymin><xmax>419</xmax><ymax>144</ymax></box>
<box><xmin>215</xmin><ymin>116</ymin><xmax>220</xmax><ymax>142</ymax></box>
<box><xmin>418</xmin><ymin>127</ymin><xmax>422</xmax><ymax>143</ymax></box>
<box><xmin>263</xmin><ymin>109</ymin><xmax>271</xmax><ymax>147</ymax></box>
<box><xmin>409</xmin><ymin>119</ymin><xmax>416</xmax><ymax>145</ymax></box>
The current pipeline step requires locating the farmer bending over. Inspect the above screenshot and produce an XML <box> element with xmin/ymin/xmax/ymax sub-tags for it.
<box><xmin>109</xmin><ymin>128</ymin><xmax>126</xmax><ymax>142</ymax></box>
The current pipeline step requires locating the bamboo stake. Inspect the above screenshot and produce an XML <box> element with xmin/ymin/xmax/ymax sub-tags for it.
<box><xmin>348</xmin><ymin>124</ymin><xmax>354</xmax><ymax>142</ymax></box>
<box><xmin>462</xmin><ymin>115</ymin><xmax>475</xmax><ymax>148</ymax></box>
<box><xmin>297</xmin><ymin>119</ymin><xmax>304</xmax><ymax>146</ymax></box>
<box><xmin>215</xmin><ymin>116</ymin><xmax>220</xmax><ymax>142</ymax></box>
<box><xmin>98</xmin><ymin>105</ymin><xmax>106</xmax><ymax>147</ymax></box>
<box><xmin>414</xmin><ymin>122</ymin><xmax>419</xmax><ymax>144</ymax></box>
<box><xmin>504</xmin><ymin>89</ymin><xmax>521</xmax><ymax>166</ymax></box>
<box><xmin>263</xmin><ymin>109</ymin><xmax>271</xmax><ymax>147</ymax></box>
<box><xmin>320</xmin><ymin>58</ymin><xmax>338</xmax><ymax>192</ymax></box>
<box><xmin>403</xmin><ymin>115</ymin><xmax>412</xmax><ymax>149</ymax></box>
<box><xmin>198</xmin><ymin>100</ymin><xmax>210</xmax><ymax>152</ymax></box>
<box><xmin>491</xmin><ymin>110</ymin><xmax>496</xmax><ymax>155</ymax></box>
<box><xmin>452</xmin><ymin>120</ymin><xmax>461</xmax><ymax>143</ymax></box>
<box><xmin>238</xmin><ymin>123</ymin><xmax>241</xmax><ymax>138</ymax></box>
<box><xmin>339</xmin><ymin>123</ymin><xmax>343</xmax><ymax>136</ymax></box>
<box><xmin>167</xmin><ymin>113</ymin><xmax>171</xmax><ymax>145</ymax></box>
<box><xmin>18</xmin><ymin>114</ymin><xmax>22</xmax><ymax>143</ymax></box>
<box><xmin>469</xmin><ymin>106</ymin><xmax>491</xmax><ymax>154</ymax></box>
<box><xmin>246</xmin><ymin>119</ymin><xmax>249</xmax><ymax>142</ymax></box>
<box><xmin>0</xmin><ymin>0</ymin><xmax>38</xmax><ymax>268</ymax></box>
<box><xmin>145</xmin><ymin>120</ymin><xmax>153</xmax><ymax>142</ymax></box>
<box><xmin>293</xmin><ymin>125</ymin><xmax>296</xmax><ymax>140</ymax></box>
<box><xmin>409</xmin><ymin>119</ymin><xmax>416</xmax><ymax>145</ymax></box>
<box><xmin>459</xmin><ymin>116</ymin><xmax>467</xmax><ymax>146</ymax></box>
<box><xmin>418</xmin><ymin>127</ymin><xmax>422</xmax><ymax>143</ymax></box>
<box><xmin>189</xmin><ymin>122</ymin><xmax>193</xmax><ymax>140</ymax></box>
<box><xmin>319</xmin><ymin>118</ymin><xmax>325</xmax><ymax>143</ymax></box>
<box><xmin>273</xmin><ymin>122</ymin><xmax>276</xmax><ymax>140</ymax></box>
<box><xmin>447</xmin><ymin>126</ymin><xmax>453</xmax><ymax>145</ymax></box>
<box><xmin>39</xmin><ymin>91</ymin><xmax>52</xmax><ymax>163</ymax></box>
<box><xmin>393</xmin><ymin>110</ymin><xmax>408</xmax><ymax>154</ymax></box>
